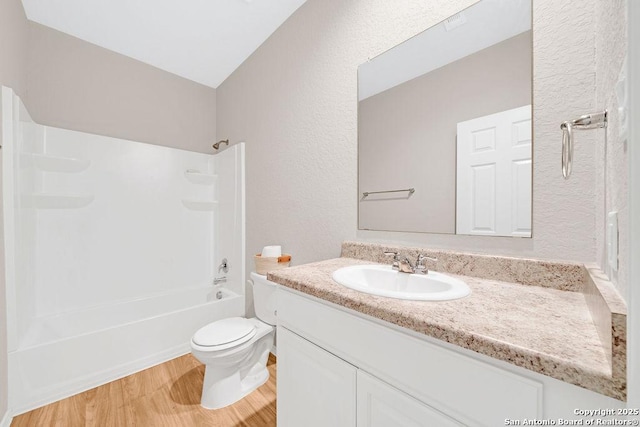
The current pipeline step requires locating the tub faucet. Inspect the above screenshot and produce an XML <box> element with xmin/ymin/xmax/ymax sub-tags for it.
<box><xmin>212</xmin><ymin>276</ymin><xmax>226</xmax><ymax>300</ymax></box>
<box><xmin>218</xmin><ymin>258</ymin><xmax>228</xmax><ymax>273</ymax></box>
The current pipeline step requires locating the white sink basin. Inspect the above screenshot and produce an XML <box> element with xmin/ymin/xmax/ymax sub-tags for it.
<box><xmin>332</xmin><ymin>264</ymin><xmax>471</xmax><ymax>301</ymax></box>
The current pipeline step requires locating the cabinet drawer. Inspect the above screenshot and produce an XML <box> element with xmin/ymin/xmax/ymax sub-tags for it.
<box><xmin>278</xmin><ymin>288</ymin><xmax>543</xmax><ymax>427</ymax></box>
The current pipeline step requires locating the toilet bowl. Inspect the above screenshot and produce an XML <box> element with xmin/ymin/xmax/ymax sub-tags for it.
<box><xmin>190</xmin><ymin>272</ymin><xmax>277</xmax><ymax>409</ymax></box>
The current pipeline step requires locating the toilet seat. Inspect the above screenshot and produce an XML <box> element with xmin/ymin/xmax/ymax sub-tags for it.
<box><xmin>192</xmin><ymin>317</ymin><xmax>257</xmax><ymax>351</ymax></box>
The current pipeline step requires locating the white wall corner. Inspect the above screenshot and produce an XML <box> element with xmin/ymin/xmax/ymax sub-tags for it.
<box><xmin>0</xmin><ymin>411</ymin><xmax>13</xmax><ymax>427</ymax></box>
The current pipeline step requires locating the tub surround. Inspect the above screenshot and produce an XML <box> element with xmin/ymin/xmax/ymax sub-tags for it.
<box><xmin>268</xmin><ymin>242</ymin><xmax>627</xmax><ymax>401</ymax></box>
<box><xmin>2</xmin><ymin>90</ymin><xmax>248</xmax><ymax>415</ymax></box>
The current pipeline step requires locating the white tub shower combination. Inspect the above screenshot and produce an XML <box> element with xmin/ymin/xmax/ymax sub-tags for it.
<box><xmin>1</xmin><ymin>87</ymin><xmax>246</xmax><ymax>414</ymax></box>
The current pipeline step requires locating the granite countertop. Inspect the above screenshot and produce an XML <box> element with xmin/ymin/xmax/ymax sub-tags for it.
<box><xmin>268</xmin><ymin>256</ymin><xmax>623</xmax><ymax>400</ymax></box>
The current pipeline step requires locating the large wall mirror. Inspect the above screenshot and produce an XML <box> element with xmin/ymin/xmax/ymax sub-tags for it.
<box><xmin>358</xmin><ymin>0</ymin><xmax>532</xmax><ymax>237</ymax></box>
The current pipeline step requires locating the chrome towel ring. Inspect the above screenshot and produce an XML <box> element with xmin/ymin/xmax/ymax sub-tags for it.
<box><xmin>560</xmin><ymin>111</ymin><xmax>607</xmax><ymax>179</ymax></box>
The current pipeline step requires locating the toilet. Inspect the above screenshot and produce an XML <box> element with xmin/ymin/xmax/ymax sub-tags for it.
<box><xmin>190</xmin><ymin>272</ymin><xmax>277</xmax><ymax>409</ymax></box>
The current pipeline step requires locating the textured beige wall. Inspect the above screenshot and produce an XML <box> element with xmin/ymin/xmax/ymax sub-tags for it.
<box><xmin>359</xmin><ymin>32</ymin><xmax>531</xmax><ymax>234</ymax></box>
<box><xmin>0</xmin><ymin>0</ymin><xmax>29</xmax><ymax>420</ymax></box>
<box><xmin>0</xmin><ymin>0</ymin><xmax>29</xmax><ymax>98</ymax></box>
<box><xmin>217</xmin><ymin>0</ymin><xmax>600</xmax><ymax>273</ymax></box>
<box><xmin>26</xmin><ymin>22</ymin><xmax>217</xmax><ymax>153</ymax></box>
<box><xmin>217</xmin><ymin>0</ymin><xmax>478</xmax><ymax>274</ymax></box>
<box><xmin>594</xmin><ymin>0</ymin><xmax>628</xmax><ymax>299</ymax></box>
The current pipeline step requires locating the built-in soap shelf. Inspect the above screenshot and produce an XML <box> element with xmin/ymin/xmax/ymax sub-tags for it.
<box><xmin>22</xmin><ymin>153</ymin><xmax>91</xmax><ymax>173</ymax></box>
<box><xmin>19</xmin><ymin>153</ymin><xmax>93</xmax><ymax>209</ymax></box>
<box><xmin>184</xmin><ymin>169</ymin><xmax>217</xmax><ymax>185</ymax></box>
<box><xmin>182</xmin><ymin>168</ymin><xmax>216</xmax><ymax>210</ymax></box>
<box><xmin>21</xmin><ymin>194</ymin><xmax>94</xmax><ymax>209</ymax></box>
<box><xmin>181</xmin><ymin>199</ymin><xmax>218</xmax><ymax>211</ymax></box>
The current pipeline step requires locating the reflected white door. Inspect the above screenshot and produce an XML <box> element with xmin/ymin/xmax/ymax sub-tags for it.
<box><xmin>456</xmin><ymin>105</ymin><xmax>532</xmax><ymax>237</ymax></box>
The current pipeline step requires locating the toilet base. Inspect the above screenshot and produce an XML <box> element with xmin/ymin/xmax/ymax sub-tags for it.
<box><xmin>200</xmin><ymin>348</ymin><xmax>271</xmax><ymax>409</ymax></box>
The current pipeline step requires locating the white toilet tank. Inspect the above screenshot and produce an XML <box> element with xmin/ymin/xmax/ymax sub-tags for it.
<box><xmin>250</xmin><ymin>272</ymin><xmax>278</xmax><ymax>325</ymax></box>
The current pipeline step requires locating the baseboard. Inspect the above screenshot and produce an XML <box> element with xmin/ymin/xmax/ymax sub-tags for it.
<box><xmin>11</xmin><ymin>343</ymin><xmax>190</xmax><ymax>416</ymax></box>
<box><xmin>0</xmin><ymin>410</ymin><xmax>13</xmax><ymax>427</ymax></box>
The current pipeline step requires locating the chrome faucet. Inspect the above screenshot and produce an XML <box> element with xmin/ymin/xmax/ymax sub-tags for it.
<box><xmin>384</xmin><ymin>251</ymin><xmax>437</xmax><ymax>274</ymax></box>
<box><xmin>398</xmin><ymin>256</ymin><xmax>416</xmax><ymax>273</ymax></box>
<box><xmin>413</xmin><ymin>254</ymin><xmax>438</xmax><ymax>274</ymax></box>
<box><xmin>384</xmin><ymin>251</ymin><xmax>401</xmax><ymax>270</ymax></box>
<box><xmin>212</xmin><ymin>276</ymin><xmax>226</xmax><ymax>300</ymax></box>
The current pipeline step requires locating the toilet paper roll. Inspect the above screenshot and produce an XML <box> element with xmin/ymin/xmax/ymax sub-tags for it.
<box><xmin>261</xmin><ymin>245</ymin><xmax>282</xmax><ymax>257</ymax></box>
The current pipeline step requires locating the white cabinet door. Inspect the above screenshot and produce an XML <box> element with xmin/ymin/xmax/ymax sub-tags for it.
<box><xmin>277</xmin><ymin>326</ymin><xmax>357</xmax><ymax>427</ymax></box>
<box><xmin>357</xmin><ymin>371</ymin><xmax>463</xmax><ymax>427</ymax></box>
<box><xmin>456</xmin><ymin>105</ymin><xmax>532</xmax><ymax>237</ymax></box>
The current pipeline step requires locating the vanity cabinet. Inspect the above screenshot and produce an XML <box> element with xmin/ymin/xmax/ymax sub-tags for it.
<box><xmin>278</xmin><ymin>327</ymin><xmax>356</xmax><ymax>427</ymax></box>
<box><xmin>277</xmin><ymin>326</ymin><xmax>461</xmax><ymax>427</ymax></box>
<box><xmin>277</xmin><ymin>287</ymin><xmax>553</xmax><ymax>427</ymax></box>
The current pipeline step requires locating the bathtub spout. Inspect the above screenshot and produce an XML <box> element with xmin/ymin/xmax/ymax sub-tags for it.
<box><xmin>213</xmin><ymin>276</ymin><xmax>226</xmax><ymax>300</ymax></box>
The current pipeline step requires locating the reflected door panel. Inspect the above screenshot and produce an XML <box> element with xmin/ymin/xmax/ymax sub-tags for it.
<box><xmin>456</xmin><ymin>105</ymin><xmax>532</xmax><ymax>237</ymax></box>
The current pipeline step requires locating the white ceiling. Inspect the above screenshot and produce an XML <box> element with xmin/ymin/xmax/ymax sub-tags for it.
<box><xmin>21</xmin><ymin>0</ymin><xmax>307</xmax><ymax>88</ymax></box>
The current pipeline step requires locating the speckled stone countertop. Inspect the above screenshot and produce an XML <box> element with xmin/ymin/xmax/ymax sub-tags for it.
<box><xmin>268</xmin><ymin>256</ymin><xmax>626</xmax><ymax>400</ymax></box>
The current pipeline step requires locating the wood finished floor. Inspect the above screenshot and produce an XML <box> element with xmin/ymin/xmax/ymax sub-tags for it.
<box><xmin>11</xmin><ymin>354</ymin><xmax>277</xmax><ymax>427</ymax></box>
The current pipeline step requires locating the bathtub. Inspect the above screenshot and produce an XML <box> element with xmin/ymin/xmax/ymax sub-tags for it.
<box><xmin>8</xmin><ymin>286</ymin><xmax>244</xmax><ymax>415</ymax></box>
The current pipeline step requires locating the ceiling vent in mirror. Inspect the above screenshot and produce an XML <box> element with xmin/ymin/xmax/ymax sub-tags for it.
<box><xmin>444</xmin><ymin>12</ymin><xmax>467</xmax><ymax>32</ymax></box>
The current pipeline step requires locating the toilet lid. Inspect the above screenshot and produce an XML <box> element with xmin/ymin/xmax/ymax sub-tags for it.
<box><xmin>193</xmin><ymin>317</ymin><xmax>256</xmax><ymax>347</ymax></box>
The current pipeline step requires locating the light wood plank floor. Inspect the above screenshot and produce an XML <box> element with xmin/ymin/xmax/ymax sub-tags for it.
<box><xmin>12</xmin><ymin>354</ymin><xmax>277</xmax><ymax>427</ymax></box>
